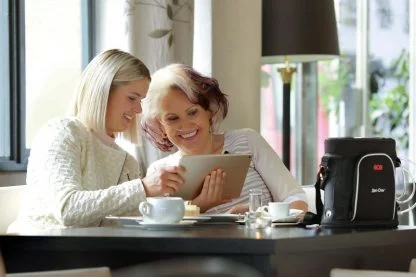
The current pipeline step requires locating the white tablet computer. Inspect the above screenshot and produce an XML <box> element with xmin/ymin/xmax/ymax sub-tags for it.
<box><xmin>176</xmin><ymin>153</ymin><xmax>252</xmax><ymax>200</ymax></box>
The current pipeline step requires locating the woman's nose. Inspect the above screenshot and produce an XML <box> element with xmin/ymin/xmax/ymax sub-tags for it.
<box><xmin>178</xmin><ymin>119</ymin><xmax>196</xmax><ymax>130</ymax></box>
<box><xmin>133</xmin><ymin>102</ymin><xmax>141</xmax><ymax>114</ymax></box>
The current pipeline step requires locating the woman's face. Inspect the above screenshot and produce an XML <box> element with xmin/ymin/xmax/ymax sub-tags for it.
<box><xmin>159</xmin><ymin>88</ymin><xmax>212</xmax><ymax>155</ymax></box>
<box><xmin>105</xmin><ymin>78</ymin><xmax>149</xmax><ymax>136</ymax></box>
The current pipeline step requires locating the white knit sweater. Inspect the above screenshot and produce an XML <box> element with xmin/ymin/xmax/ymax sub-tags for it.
<box><xmin>9</xmin><ymin>117</ymin><xmax>146</xmax><ymax>232</ymax></box>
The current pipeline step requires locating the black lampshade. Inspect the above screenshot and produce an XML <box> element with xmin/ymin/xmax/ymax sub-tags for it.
<box><xmin>262</xmin><ymin>0</ymin><xmax>340</xmax><ymax>64</ymax></box>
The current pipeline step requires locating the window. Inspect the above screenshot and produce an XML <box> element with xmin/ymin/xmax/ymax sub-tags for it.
<box><xmin>260</xmin><ymin>0</ymin><xmax>414</xmax><ymax>185</ymax></box>
<box><xmin>0</xmin><ymin>0</ymin><xmax>93</xmax><ymax>171</ymax></box>
<box><xmin>0</xmin><ymin>0</ymin><xmax>26</xmax><ymax>171</ymax></box>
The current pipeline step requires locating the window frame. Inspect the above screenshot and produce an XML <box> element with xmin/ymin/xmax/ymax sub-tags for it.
<box><xmin>0</xmin><ymin>0</ymin><xmax>94</xmax><ymax>172</ymax></box>
<box><xmin>0</xmin><ymin>0</ymin><xmax>27</xmax><ymax>171</ymax></box>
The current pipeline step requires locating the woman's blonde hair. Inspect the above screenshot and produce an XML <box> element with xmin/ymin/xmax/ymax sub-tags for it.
<box><xmin>69</xmin><ymin>49</ymin><xmax>150</xmax><ymax>143</ymax></box>
<box><xmin>141</xmin><ymin>63</ymin><xmax>228</xmax><ymax>152</ymax></box>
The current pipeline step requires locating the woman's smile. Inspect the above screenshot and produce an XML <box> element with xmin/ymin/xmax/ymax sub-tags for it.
<box><xmin>177</xmin><ymin>129</ymin><xmax>198</xmax><ymax>139</ymax></box>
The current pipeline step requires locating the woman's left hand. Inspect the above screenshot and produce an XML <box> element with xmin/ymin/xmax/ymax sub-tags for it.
<box><xmin>192</xmin><ymin>169</ymin><xmax>229</xmax><ymax>212</ymax></box>
<box><xmin>289</xmin><ymin>200</ymin><xmax>308</xmax><ymax>213</ymax></box>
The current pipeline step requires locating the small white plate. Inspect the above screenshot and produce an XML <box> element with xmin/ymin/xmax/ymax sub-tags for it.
<box><xmin>203</xmin><ymin>214</ymin><xmax>244</xmax><ymax>222</ymax></box>
<box><xmin>138</xmin><ymin>220</ymin><xmax>197</xmax><ymax>230</ymax></box>
<box><xmin>106</xmin><ymin>216</ymin><xmax>210</xmax><ymax>224</ymax></box>
<box><xmin>236</xmin><ymin>217</ymin><xmax>300</xmax><ymax>225</ymax></box>
<box><xmin>183</xmin><ymin>216</ymin><xmax>211</xmax><ymax>222</ymax></box>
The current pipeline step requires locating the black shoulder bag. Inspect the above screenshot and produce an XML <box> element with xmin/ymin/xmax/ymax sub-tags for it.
<box><xmin>302</xmin><ymin>137</ymin><xmax>400</xmax><ymax>228</ymax></box>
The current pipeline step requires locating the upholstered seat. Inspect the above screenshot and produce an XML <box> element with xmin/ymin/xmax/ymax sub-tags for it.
<box><xmin>1</xmin><ymin>251</ymin><xmax>110</xmax><ymax>277</ymax></box>
<box><xmin>5</xmin><ymin>268</ymin><xmax>111</xmax><ymax>277</ymax></box>
<box><xmin>331</xmin><ymin>268</ymin><xmax>416</xmax><ymax>277</ymax></box>
<box><xmin>410</xmin><ymin>258</ymin><xmax>416</xmax><ymax>273</ymax></box>
<box><xmin>0</xmin><ymin>185</ymin><xmax>27</xmax><ymax>233</ymax></box>
<box><xmin>112</xmin><ymin>257</ymin><xmax>262</xmax><ymax>277</ymax></box>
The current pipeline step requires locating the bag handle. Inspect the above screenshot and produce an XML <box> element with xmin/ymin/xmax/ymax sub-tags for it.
<box><xmin>300</xmin><ymin>166</ymin><xmax>327</xmax><ymax>226</ymax></box>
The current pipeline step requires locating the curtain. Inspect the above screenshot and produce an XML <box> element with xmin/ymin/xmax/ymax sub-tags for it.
<box><xmin>123</xmin><ymin>0</ymin><xmax>194</xmax><ymax>168</ymax></box>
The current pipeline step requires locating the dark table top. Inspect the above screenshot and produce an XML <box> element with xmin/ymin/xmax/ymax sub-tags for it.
<box><xmin>2</xmin><ymin>224</ymin><xmax>415</xmax><ymax>255</ymax></box>
<box><xmin>2</xmin><ymin>224</ymin><xmax>416</xmax><ymax>277</ymax></box>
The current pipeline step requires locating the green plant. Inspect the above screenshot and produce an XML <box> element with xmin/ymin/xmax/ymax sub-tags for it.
<box><xmin>369</xmin><ymin>49</ymin><xmax>409</xmax><ymax>151</ymax></box>
<box><xmin>318</xmin><ymin>56</ymin><xmax>353</xmax><ymax>117</ymax></box>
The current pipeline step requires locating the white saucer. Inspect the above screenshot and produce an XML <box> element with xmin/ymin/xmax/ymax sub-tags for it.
<box><xmin>104</xmin><ymin>216</ymin><xmax>141</xmax><ymax>226</ymax></box>
<box><xmin>271</xmin><ymin>216</ymin><xmax>300</xmax><ymax>223</ymax></box>
<box><xmin>289</xmin><ymin>209</ymin><xmax>304</xmax><ymax>216</ymax></box>
<box><xmin>138</xmin><ymin>220</ymin><xmax>197</xmax><ymax>230</ymax></box>
<box><xmin>272</xmin><ymin>222</ymin><xmax>300</xmax><ymax>227</ymax></box>
<box><xmin>266</xmin><ymin>209</ymin><xmax>303</xmax><ymax>223</ymax></box>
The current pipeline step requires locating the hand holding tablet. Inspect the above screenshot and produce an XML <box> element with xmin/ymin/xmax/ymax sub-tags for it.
<box><xmin>174</xmin><ymin>153</ymin><xmax>252</xmax><ymax>200</ymax></box>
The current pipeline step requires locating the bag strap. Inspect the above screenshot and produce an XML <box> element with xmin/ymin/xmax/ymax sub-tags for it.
<box><xmin>300</xmin><ymin>165</ymin><xmax>327</xmax><ymax>226</ymax></box>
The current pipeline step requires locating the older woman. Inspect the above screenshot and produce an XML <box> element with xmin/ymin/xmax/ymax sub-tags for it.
<box><xmin>141</xmin><ymin>63</ymin><xmax>308</xmax><ymax>214</ymax></box>
<box><xmin>8</xmin><ymin>49</ymin><xmax>184</xmax><ymax>232</ymax></box>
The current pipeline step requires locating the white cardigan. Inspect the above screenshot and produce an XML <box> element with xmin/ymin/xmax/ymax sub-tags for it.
<box><xmin>9</xmin><ymin>117</ymin><xmax>146</xmax><ymax>231</ymax></box>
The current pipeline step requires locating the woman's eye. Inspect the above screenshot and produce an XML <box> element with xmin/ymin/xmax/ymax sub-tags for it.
<box><xmin>166</xmin><ymin>117</ymin><xmax>178</xmax><ymax>122</ymax></box>
<box><xmin>188</xmin><ymin>109</ymin><xmax>198</xmax><ymax>116</ymax></box>
<box><xmin>128</xmin><ymin>96</ymin><xmax>137</xmax><ymax>101</ymax></box>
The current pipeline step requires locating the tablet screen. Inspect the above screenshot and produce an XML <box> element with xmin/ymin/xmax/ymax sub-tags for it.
<box><xmin>176</xmin><ymin>153</ymin><xmax>252</xmax><ymax>200</ymax></box>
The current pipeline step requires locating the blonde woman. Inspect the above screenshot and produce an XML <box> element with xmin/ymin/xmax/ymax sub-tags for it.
<box><xmin>8</xmin><ymin>49</ymin><xmax>184</xmax><ymax>232</ymax></box>
<box><xmin>141</xmin><ymin>64</ymin><xmax>308</xmax><ymax>214</ymax></box>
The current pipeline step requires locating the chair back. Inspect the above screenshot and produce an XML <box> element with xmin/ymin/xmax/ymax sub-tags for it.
<box><xmin>1</xmin><ymin>251</ymin><xmax>110</xmax><ymax>277</ymax></box>
<box><xmin>410</xmin><ymin>258</ymin><xmax>416</xmax><ymax>273</ymax></box>
<box><xmin>0</xmin><ymin>185</ymin><xmax>27</xmax><ymax>233</ymax></box>
<box><xmin>331</xmin><ymin>268</ymin><xmax>416</xmax><ymax>277</ymax></box>
<box><xmin>5</xmin><ymin>267</ymin><xmax>111</xmax><ymax>277</ymax></box>
<box><xmin>112</xmin><ymin>257</ymin><xmax>262</xmax><ymax>277</ymax></box>
<box><xmin>303</xmin><ymin>185</ymin><xmax>324</xmax><ymax>214</ymax></box>
<box><xmin>0</xmin><ymin>251</ymin><xmax>5</xmax><ymax>277</ymax></box>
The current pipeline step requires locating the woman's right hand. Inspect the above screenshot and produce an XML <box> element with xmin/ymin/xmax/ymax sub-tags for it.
<box><xmin>192</xmin><ymin>169</ymin><xmax>229</xmax><ymax>212</ymax></box>
<box><xmin>142</xmin><ymin>165</ymin><xmax>185</xmax><ymax>197</ymax></box>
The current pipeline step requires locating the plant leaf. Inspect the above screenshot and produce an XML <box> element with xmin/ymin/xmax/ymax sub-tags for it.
<box><xmin>167</xmin><ymin>4</ymin><xmax>173</xmax><ymax>20</ymax></box>
<box><xmin>149</xmin><ymin>29</ymin><xmax>170</xmax><ymax>38</ymax></box>
<box><xmin>172</xmin><ymin>0</ymin><xmax>179</xmax><ymax>5</ymax></box>
<box><xmin>168</xmin><ymin>33</ymin><xmax>173</xmax><ymax>47</ymax></box>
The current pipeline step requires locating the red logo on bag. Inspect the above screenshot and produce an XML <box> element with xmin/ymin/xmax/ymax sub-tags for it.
<box><xmin>373</xmin><ymin>164</ymin><xmax>383</xmax><ymax>171</ymax></box>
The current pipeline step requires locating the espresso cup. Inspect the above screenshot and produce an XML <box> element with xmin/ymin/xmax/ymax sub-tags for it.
<box><xmin>139</xmin><ymin>197</ymin><xmax>185</xmax><ymax>224</ymax></box>
<box><xmin>258</xmin><ymin>202</ymin><xmax>289</xmax><ymax>220</ymax></box>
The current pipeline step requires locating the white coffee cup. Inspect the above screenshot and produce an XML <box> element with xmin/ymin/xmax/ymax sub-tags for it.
<box><xmin>258</xmin><ymin>202</ymin><xmax>290</xmax><ymax>220</ymax></box>
<box><xmin>139</xmin><ymin>197</ymin><xmax>185</xmax><ymax>224</ymax></box>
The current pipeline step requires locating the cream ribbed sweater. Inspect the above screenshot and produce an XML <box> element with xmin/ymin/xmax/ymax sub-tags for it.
<box><xmin>147</xmin><ymin>128</ymin><xmax>307</xmax><ymax>214</ymax></box>
<box><xmin>9</xmin><ymin>117</ymin><xmax>146</xmax><ymax>232</ymax></box>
